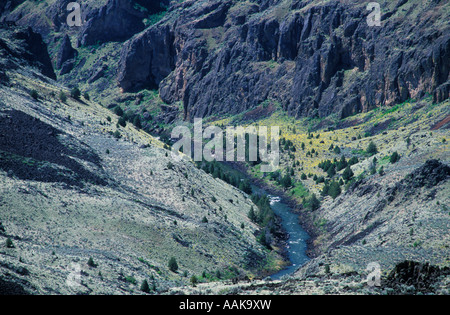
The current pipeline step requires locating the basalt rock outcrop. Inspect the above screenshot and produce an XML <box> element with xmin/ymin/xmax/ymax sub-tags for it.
<box><xmin>77</xmin><ymin>0</ymin><xmax>151</xmax><ymax>47</ymax></box>
<box><xmin>0</xmin><ymin>26</ymin><xmax>56</xmax><ymax>80</ymax></box>
<box><xmin>1</xmin><ymin>0</ymin><xmax>170</xmax><ymax>45</ymax></box>
<box><xmin>2</xmin><ymin>1</ymin><xmax>449</xmax><ymax>122</ymax></box>
<box><xmin>56</xmin><ymin>34</ymin><xmax>77</xmax><ymax>70</ymax></box>
<box><xmin>117</xmin><ymin>0</ymin><xmax>450</xmax><ymax>121</ymax></box>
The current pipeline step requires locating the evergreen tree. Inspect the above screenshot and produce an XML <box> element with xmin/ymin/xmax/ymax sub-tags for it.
<box><xmin>304</xmin><ymin>193</ymin><xmax>320</xmax><ymax>211</ymax></box>
<box><xmin>248</xmin><ymin>206</ymin><xmax>257</xmax><ymax>222</ymax></box>
<box><xmin>118</xmin><ymin>116</ymin><xmax>127</xmax><ymax>127</ymax></box>
<box><xmin>321</xmin><ymin>183</ymin><xmax>329</xmax><ymax>196</ymax></box>
<box><xmin>239</xmin><ymin>180</ymin><xmax>252</xmax><ymax>194</ymax></box>
<box><xmin>59</xmin><ymin>91</ymin><xmax>67</xmax><ymax>103</ymax></box>
<box><xmin>390</xmin><ymin>151</ymin><xmax>400</xmax><ymax>163</ymax></box>
<box><xmin>258</xmin><ymin>230</ymin><xmax>270</xmax><ymax>248</ymax></box>
<box><xmin>342</xmin><ymin>165</ymin><xmax>354</xmax><ymax>182</ymax></box>
<box><xmin>114</xmin><ymin>106</ymin><xmax>124</xmax><ymax>116</ymax></box>
<box><xmin>5</xmin><ymin>237</ymin><xmax>14</xmax><ymax>248</ymax></box>
<box><xmin>71</xmin><ymin>86</ymin><xmax>81</xmax><ymax>100</ymax></box>
<box><xmin>366</xmin><ymin>141</ymin><xmax>378</xmax><ymax>155</ymax></box>
<box><xmin>30</xmin><ymin>89</ymin><xmax>39</xmax><ymax>100</ymax></box>
<box><xmin>141</xmin><ymin>279</ymin><xmax>150</xmax><ymax>293</ymax></box>
<box><xmin>133</xmin><ymin>115</ymin><xmax>142</xmax><ymax>129</ymax></box>
<box><xmin>190</xmin><ymin>275</ymin><xmax>198</xmax><ymax>287</ymax></box>
<box><xmin>328</xmin><ymin>181</ymin><xmax>341</xmax><ymax>199</ymax></box>
<box><xmin>87</xmin><ymin>257</ymin><xmax>97</xmax><ymax>268</ymax></box>
<box><xmin>168</xmin><ymin>257</ymin><xmax>178</xmax><ymax>272</ymax></box>
<box><xmin>280</xmin><ymin>173</ymin><xmax>292</xmax><ymax>188</ymax></box>
<box><xmin>336</xmin><ymin>156</ymin><xmax>347</xmax><ymax>171</ymax></box>
<box><xmin>348</xmin><ymin>156</ymin><xmax>359</xmax><ymax>165</ymax></box>
<box><xmin>333</xmin><ymin>146</ymin><xmax>341</xmax><ymax>154</ymax></box>
<box><xmin>327</xmin><ymin>164</ymin><xmax>336</xmax><ymax>178</ymax></box>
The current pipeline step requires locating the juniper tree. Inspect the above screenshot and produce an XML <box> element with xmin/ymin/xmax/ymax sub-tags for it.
<box><xmin>366</xmin><ymin>141</ymin><xmax>378</xmax><ymax>155</ymax></box>
<box><xmin>168</xmin><ymin>257</ymin><xmax>178</xmax><ymax>272</ymax></box>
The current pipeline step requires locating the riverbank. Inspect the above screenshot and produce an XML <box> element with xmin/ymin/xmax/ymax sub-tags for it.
<box><xmin>225</xmin><ymin>162</ymin><xmax>322</xmax><ymax>275</ymax></box>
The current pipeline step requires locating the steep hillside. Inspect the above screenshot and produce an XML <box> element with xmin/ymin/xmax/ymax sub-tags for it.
<box><xmin>0</xmin><ymin>0</ymin><xmax>449</xmax><ymax>296</ymax></box>
<box><xmin>0</xmin><ymin>26</ymin><xmax>277</xmax><ymax>295</ymax></box>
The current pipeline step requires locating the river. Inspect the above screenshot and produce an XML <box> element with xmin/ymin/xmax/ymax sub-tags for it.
<box><xmin>252</xmin><ymin>186</ymin><xmax>310</xmax><ymax>280</ymax></box>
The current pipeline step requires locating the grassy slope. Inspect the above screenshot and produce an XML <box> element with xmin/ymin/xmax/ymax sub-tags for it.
<box><xmin>0</xmin><ymin>64</ymin><xmax>282</xmax><ymax>294</ymax></box>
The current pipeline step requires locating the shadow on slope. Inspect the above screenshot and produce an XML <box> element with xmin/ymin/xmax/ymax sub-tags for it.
<box><xmin>0</xmin><ymin>109</ymin><xmax>107</xmax><ymax>187</ymax></box>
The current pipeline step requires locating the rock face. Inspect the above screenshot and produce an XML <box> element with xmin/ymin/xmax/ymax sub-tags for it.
<box><xmin>117</xmin><ymin>24</ymin><xmax>175</xmax><ymax>92</ymax></box>
<box><xmin>117</xmin><ymin>0</ymin><xmax>450</xmax><ymax>121</ymax></box>
<box><xmin>3</xmin><ymin>1</ymin><xmax>449</xmax><ymax>121</ymax></box>
<box><xmin>77</xmin><ymin>0</ymin><xmax>149</xmax><ymax>47</ymax></box>
<box><xmin>12</xmin><ymin>27</ymin><xmax>56</xmax><ymax>80</ymax></box>
<box><xmin>56</xmin><ymin>34</ymin><xmax>77</xmax><ymax>70</ymax></box>
<box><xmin>386</xmin><ymin>261</ymin><xmax>450</xmax><ymax>294</ymax></box>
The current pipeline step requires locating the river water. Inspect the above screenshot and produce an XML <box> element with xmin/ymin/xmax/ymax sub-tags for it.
<box><xmin>252</xmin><ymin>186</ymin><xmax>310</xmax><ymax>280</ymax></box>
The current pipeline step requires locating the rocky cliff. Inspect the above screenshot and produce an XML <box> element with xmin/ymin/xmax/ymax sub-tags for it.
<box><xmin>116</xmin><ymin>0</ymin><xmax>450</xmax><ymax>121</ymax></box>
<box><xmin>2</xmin><ymin>1</ymin><xmax>448</xmax><ymax>122</ymax></box>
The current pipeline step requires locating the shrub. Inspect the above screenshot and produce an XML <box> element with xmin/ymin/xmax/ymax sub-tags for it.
<box><xmin>257</xmin><ymin>230</ymin><xmax>270</xmax><ymax>248</ymax></box>
<box><xmin>168</xmin><ymin>257</ymin><xmax>178</xmax><ymax>272</ymax></box>
<box><xmin>201</xmin><ymin>216</ymin><xmax>208</xmax><ymax>223</ymax></box>
<box><xmin>280</xmin><ymin>173</ymin><xmax>292</xmax><ymax>188</ymax></box>
<box><xmin>348</xmin><ymin>156</ymin><xmax>359</xmax><ymax>165</ymax></box>
<box><xmin>83</xmin><ymin>92</ymin><xmax>90</xmax><ymax>100</ymax></box>
<box><xmin>140</xmin><ymin>280</ymin><xmax>150</xmax><ymax>293</ymax></box>
<box><xmin>248</xmin><ymin>206</ymin><xmax>257</xmax><ymax>222</ymax></box>
<box><xmin>114</xmin><ymin>106</ymin><xmax>124</xmax><ymax>116</ymax></box>
<box><xmin>87</xmin><ymin>257</ymin><xmax>97</xmax><ymax>268</ymax></box>
<box><xmin>328</xmin><ymin>181</ymin><xmax>341</xmax><ymax>199</ymax></box>
<box><xmin>118</xmin><ymin>116</ymin><xmax>127</xmax><ymax>127</ymax></box>
<box><xmin>133</xmin><ymin>115</ymin><xmax>142</xmax><ymax>129</ymax></box>
<box><xmin>30</xmin><ymin>89</ymin><xmax>39</xmax><ymax>100</ymax></box>
<box><xmin>366</xmin><ymin>141</ymin><xmax>378</xmax><ymax>155</ymax></box>
<box><xmin>342</xmin><ymin>165</ymin><xmax>354</xmax><ymax>182</ymax></box>
<box><xmin>390</xmin><ymin>151</ymin><xmax>400</xmax><ymax>164</ymax></box>
<box><xmin>59</xmin><ymin>91</ymin><xmax>67</xmax><ymax>103</ymax></box>
<box><xmin>70</xmin><ymin>86</ymin><xmax>81</xmax><ymax>100</ymax></box>
<box><xmin>125</xmin><ymin>275</ymin><xmax>137</xmax><ymax>284</ymax></box>
<box><xmin>113</xmin><ymin>130</ymin><xmax>121</xmax><ymax>139</ymax></box>
<box><xmin>304</xmin><ymin>193</ymin><xmax>320</xmax><ymax>211</ymax></box>
<box><xmin>333</xmin><ymin>146</ymin><xmax>341</xmax><ymax>154</ymax></box>
<box><xmin>190</xmin><ymin>275</ymin><xmax>198</xmax><ymax>287</ymax></box>
<box><xmin>5</xmin><ymin>237</ymin><xmax>14</xmax><ymax>248</ymax></box>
